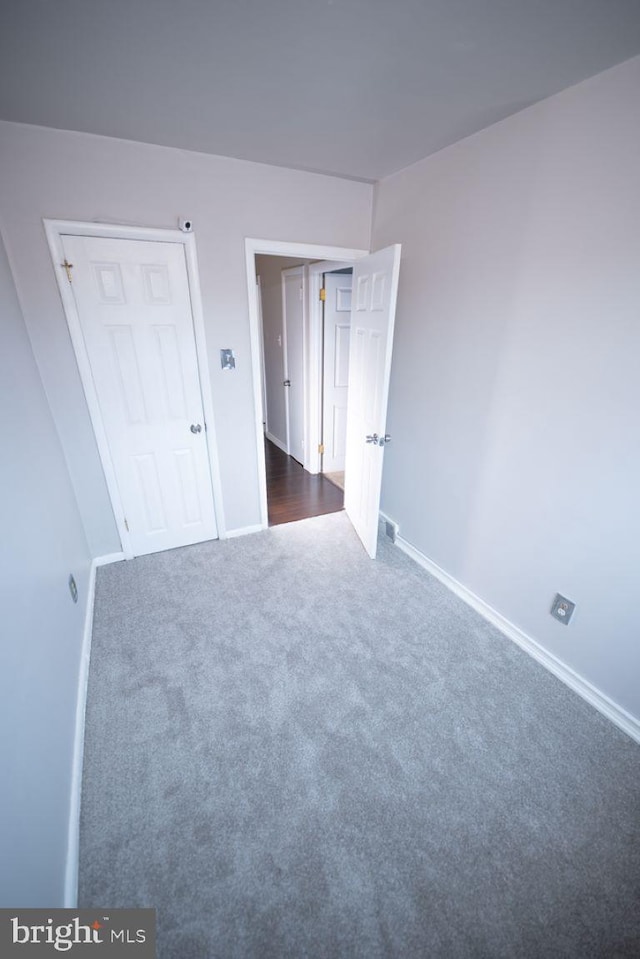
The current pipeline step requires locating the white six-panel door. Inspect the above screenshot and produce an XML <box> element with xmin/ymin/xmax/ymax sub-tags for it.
<box><xmin>62</xmin><ymin>234</ymin><xmax>218</xmax><ymax>557</ymax></box>
<box><xmin>344</xmin><ymin>244</ymin><xmax>401</xmax><ymax>558</ymax></box>
<box><xmin>322</xmin><ymin>272</ymin><xmax>353</xmax><ymax>473</ymax></box>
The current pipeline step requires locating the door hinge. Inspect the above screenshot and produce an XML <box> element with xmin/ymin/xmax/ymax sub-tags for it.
<box><xmin>124</xmin><ymin>518</ymin><xmax>129</xmax><ymax>532</ymax></box>
<box><xmin>318</xmin><ymin>443</ymin><xmax>325</xmax><ymax>454</ymax></box>
<box><xmin>319</xmin><ymin>287</ymin><xmax>326</xmax><ymax>302</ymax></box>
<box><xmin>61</xmin><ymin>259</ymin><xmax>74</xmax><ymax>284</ymax></box>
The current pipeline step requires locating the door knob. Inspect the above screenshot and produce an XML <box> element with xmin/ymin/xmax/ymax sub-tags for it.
<box><xmin>190</xmin><ymin>423</ymin><xmax>202</xmax><ymax>434</ymax></box>
<box><xmin>283</xmin><ymin>379</ymin><xmax>291</xmax><ymax>387</ymax></box>
<box><xmin>365</xmin><ymin>433</ymin><xmax>391</xmax><ymax>446</ymax></box>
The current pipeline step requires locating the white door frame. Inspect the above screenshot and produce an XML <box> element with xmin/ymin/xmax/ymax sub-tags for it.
<box><xmin>256</xmin><ymin>274</ymin><xmax>267</xmax><ymax>432</ymax></box>
<box><xmin>245</xmin><ymin>239</ymin><xmax>368</xmax><ymax>530</ymax></box>
<box><xmin>45</xmin><ymin>219</ymin><xmax>226</xmax><ymax>558</ymax></box>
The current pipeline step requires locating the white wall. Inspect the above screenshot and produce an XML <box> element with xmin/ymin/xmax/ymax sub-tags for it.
<box><xmin>256</xmin><ymin>255</ymin><xmax>309</xmax><ymax>448</ymax></box>
<box><xmin>0</xmin><ymin>122</ymin><xmax>372</xmax><ymax>551</ymax></box>
<box><xmin>373</xmin><ymin>56</ymin><xmax>640</xmax><ymax>721</ymax></box>
<box><xmin>0</xmin><ymin>229</ymin><xmax>92</xmax><ymax>905</ymax></box>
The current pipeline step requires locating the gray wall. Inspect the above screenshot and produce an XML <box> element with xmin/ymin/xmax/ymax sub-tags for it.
<box><xmin>0</xmin><ymin>122</ymin><xmax>373</xmax><ymax>551</ymax></box>
<box><xmin>0</xmin><ymin>230</ymin><xmax>91</xmax><ymax>905</ymax></box>
<box><xmin>373</xmin><ymin>56</ymin><xmax>640</xmax><ymax>720</ymax></box>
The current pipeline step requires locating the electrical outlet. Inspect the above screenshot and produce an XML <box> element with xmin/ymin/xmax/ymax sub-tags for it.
<box><xmin>68</xmin><ymin>574</ymin><xmax>78</xmax><ymax>604</ymax></box>
<box><xmin>551</xmin><ymin>593</ymin><xmax>575</xmax><ymax>625</ymax></box>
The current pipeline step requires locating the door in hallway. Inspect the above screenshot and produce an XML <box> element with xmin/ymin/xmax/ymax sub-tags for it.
<box><xmin>61</xmin><ymin>234</ymin><xmax>218</xmax><ymax>556</ymax></box>
<box><xmin>322</xmin><ymin>272</ymin><xmax>352</xmax><ymax>475</ymax></box>
<box><xmin>282</xmin><ymin>265</ymin><xmax>305</xmax><ymax>465</ymax></box>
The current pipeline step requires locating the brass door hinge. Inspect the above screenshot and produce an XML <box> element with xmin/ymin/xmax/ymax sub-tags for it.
<box><xmin>318</xmin><ymin>443</ymin><xmax>325</xmax><ymax>454</ymax></box>
<box><xmin>319</xmin><ymin>287</ymin><xmax>326</xmax><ymax>302</ymax></box>
<box><xmin>62</xmin><ymin>259</ymin><xmax>74</xmax><ymax>283</ymax></box>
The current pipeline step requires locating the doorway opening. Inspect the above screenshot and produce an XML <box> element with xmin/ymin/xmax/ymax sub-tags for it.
<box><xmin>254</xmin><ymin>253</ymin><xmax>352</xmax><ymax>526</ymax></box>
<box><xmin>245</xmin><ymin>237</ymin><xmax>401</xmax><ymax>558</ymax></box>
<box><xmin>263</xmin><ymin>437</ymin><xmax>343</xmax><ymax>526</ymax></box>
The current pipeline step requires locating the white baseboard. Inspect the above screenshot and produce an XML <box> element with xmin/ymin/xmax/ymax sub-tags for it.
<box><xmin>265</xmin><ymin>430</ymin><xmax>288</xmax><ymax>455</ymax></box>
<box><xmin>93</xmin><ymin>551</ymin><xmax>125</xmax><ymax>567</ymax></box>
<box><xmin>224</xmin><ymin>523</ymin><xmax>265</xmax><ymax>539</ymax></box>
<box><xmin>64</xmin><ymin>551</ymin><xmax>124</xmax><ymax>907</ymax></box>
<box><xmin>63</xmin><ymin>560</ymin><xmax>96</xmax><ymax>907</ymax></box>
<box><xmin>393</xmin><ymin>532</ymin><xmax>640</xmax><ymax>745</ymax></box>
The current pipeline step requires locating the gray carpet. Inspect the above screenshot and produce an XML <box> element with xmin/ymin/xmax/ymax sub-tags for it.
<box><xmin>80</xmin><ymin>512</ymin><xmax>640</xmax><ymax>958</ymax></box>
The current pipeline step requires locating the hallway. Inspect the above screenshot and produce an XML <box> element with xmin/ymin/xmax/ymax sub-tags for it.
<box><xmin>265</xmin><ymin>438</ymin><xmax>343</xmax><ymax>526</ymax></box>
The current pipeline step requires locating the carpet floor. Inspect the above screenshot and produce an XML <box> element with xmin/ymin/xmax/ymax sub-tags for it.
<box><xmin>80</xmin><ymin>513</ymin><xmax>640</xmax><ymax>958</ymax></box>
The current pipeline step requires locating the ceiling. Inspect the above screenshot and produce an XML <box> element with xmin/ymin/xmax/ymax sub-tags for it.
<box><xmin>1</xmin><ymin>0</ymin><xmax>639</xmax><ymax>182</ymax></box>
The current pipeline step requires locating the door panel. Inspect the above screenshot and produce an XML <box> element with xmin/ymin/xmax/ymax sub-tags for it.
<box><xmin>62</xmin><ymin>234</ymin><xmax>218</xmax><ymax>556</ymax></box>
<box><xmin>282</xmin><ymin>266</ymin><xmax>305</xmax><ymax>464</ymax></box>
<box><xmin>322</xmin><ymin>272</ymin><xmax>352</xmax><ymax>473</ymax></box>
<box><xmin>344</xmin><ymin>245</ymin><xmax>401</xmax><ymax>558</ymax></box>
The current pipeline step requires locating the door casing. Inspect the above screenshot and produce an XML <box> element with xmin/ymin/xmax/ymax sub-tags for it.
<box><xmin>45</xmin><ymin>219</ymin><xmax>225</xmax><ymax>558</ymax></box>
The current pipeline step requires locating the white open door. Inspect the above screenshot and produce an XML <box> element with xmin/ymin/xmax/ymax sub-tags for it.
<box><xmin>344</xmin><ymin>244</ymin><xmax>401</xmax><ymax>558</ymax></box>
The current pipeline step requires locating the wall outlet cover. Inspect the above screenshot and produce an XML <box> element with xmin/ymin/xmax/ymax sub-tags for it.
<box><xmin>551</xmin><ymin>593</ymin><xmax>575</xmax><ymax>625</ymax></box>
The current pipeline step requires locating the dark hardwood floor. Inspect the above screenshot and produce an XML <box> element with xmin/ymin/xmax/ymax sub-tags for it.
<box><xmin>265</xmin><ymin>439</ymin><xmax>344</xmax><ymax>527</ymax></box>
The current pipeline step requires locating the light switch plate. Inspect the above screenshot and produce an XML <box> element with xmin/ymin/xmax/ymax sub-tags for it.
<box><xmin>220</xmin><ymin>349</ymin><xmax>235</xmax><ymax>370</ymax></box>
